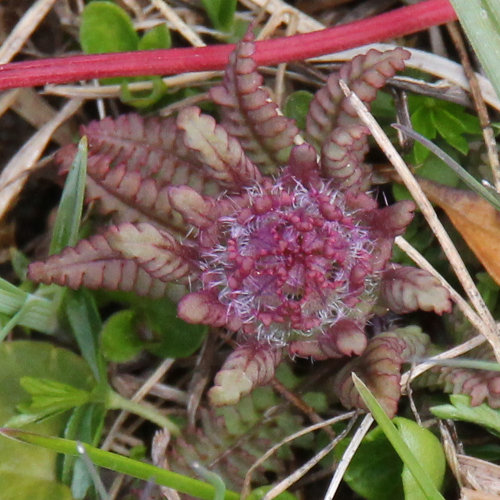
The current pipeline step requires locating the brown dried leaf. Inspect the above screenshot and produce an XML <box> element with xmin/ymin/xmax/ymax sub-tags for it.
<box><xmin>459</xmin><ymin>454</ymin><xmax>500</xmax><ymax>498</ymax></box>
<box><xmin>418</xmin><ymin>177</ymin><xmax>500</xmax><ymax>285</ymax></box>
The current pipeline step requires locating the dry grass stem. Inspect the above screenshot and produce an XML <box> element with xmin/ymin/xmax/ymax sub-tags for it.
<box><xmin>262</xmin><ymin>414</ymin><xmax>359</xmax><ymax>499</ymax></box>
<box><xmin>0</xmin><ymin>98</ymin><xmax>82</xmax><ymax>221</ymax></box>
<box><xmin>274</xmin><ymin>11</ymin><xmax>299</xmax><ymax>107</ymax></box>
<box><xmin>43</xmin><ymin>71</ymin><xmax>222</xmax><ymax>98</ymax></box>
<box><xmin>101</xmin><ymin>357</ymin><xmax>176</xmax><ymax>451</ymax></box>
<box><xmin>241</xmin><ymin>411</ymin><xmax>356</xmax><ymax>498</ymax></box>
<box><xmin>439</xmin><ymin>421</ymin><xmax>463</xmax><ymax>488</ymax></box>
<box><xmin>245</xmin><ymin>0</ymin><xmax>323</xmax><ymax>32</ymax></box>
<box><xmin>324</xmin><ymin>414</ymin><xmax>373</xmax><ymax>500</ymax></box>
<box><xmin>159</xmin><ymin>91</ymin><xmax>210</xmax><ymax>117</ymax></box>
<box><xmin>0</xmin><ymin>88</ymin><xmax>22</xmax><ymax>118</ymax></box>
<box><xmin>339</xmin><ymin>79</ymin><xmax>500</xmax><ymax>361</ymax></box>
<box><xmin>395</xmin><ymin>236</ymin><xmax>484</xmax><ymax>332</ymax></box>
<box><xmin>401</xmin><ymin>335</ymin><xmax>486</xmax><ymax>387</ymax></box>
<box><xmin>150</xmin><ymin>0</ymin><xmax>205</xmax><ymax>47</ymax></box>
<box><xmin>0</xmin><ymin>0</ymin><xmax>58</xmax><ymax>64</ymax></box>
<box><xmin>9</xmin><ymin>88</ymin><xmax>76</xmax><ymax>145</ymax></box>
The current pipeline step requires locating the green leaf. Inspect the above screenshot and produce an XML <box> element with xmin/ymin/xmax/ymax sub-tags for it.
<box><xmin>411</xmin><ymin>107</ymin><xmax>436</xmax><ymax>163</ymax></box>
<box><xmin>64</xmin><ymin>289</ymin><xmax>104</xmax><ymax>381</ymax></box>
<box><xmin>0</xmin><ymin>475</ymin><xmax>72</xmax><ymax>500</ymax></box>
<box><xmin>0</xmin><ymin>278</ymin><xmax>58</xmax><ymax>337</ymax></box>
<box><xmin>139</xmin><ymin>298</ymin><xmax>207</xmax><ymax>358</ymax></box>
<box><xmin>284</xmin><ymin>90</ymin><xmax>314</xmax><ymax>130</ymax></box>
<box><xmin>442</xmin><ymin>100</ymin><xmax>482</xmax><ymax>130</ymax></box>
<box><xmin>49</xmin><ymin>136</ymin><xmax>88</xmax><ymax>255</ymax></box>
<box><xmin>302</xmin><ymin>392</ymin><xmax>328</xmax><ymax>413</ymax></box>
<box><xmin>106</xmin><ymin>389</ymin><xmax>179</xmax><ymax>434</ymax></box>
<box><xmin>393</xmin><ymin>154</ymin><xmax>460</xmax><ymax>202</ymax></box>
<box><xmin>80</xmin><ymin>1</ymin><xmax>139</xmax><ymax>54</ymax></box>
<box><xmin>339</xmin><ymin>427</ymin><xmax>404</xmax><ymax>500</ymax></box>
<box><xmin>10</xmin><ymin>248</ymin><xmax>30</xmax><ymax>282</ymax></box>
<box><xmin>476</xmin><ymin>271</ymin><xmax>500</xmax><ymax>310</ymax></box>
<box><xmin>100</xmin><ymin>309</ymin><xmax>143</xmax><ymax>362</ymax></box>
<box><xmin>201</xmin><ymin>0</ymin><xmax>237</xmax><ymax>32</ymax></box>
<box><xmin>394</xmin><ymin>123</ymin><xmax>500</xmax><ymax>211</ymax></box>
<box><xmin>431</xmin><ymin>394</ymin><xmax>500</xmax><ymax>434</ymax></box>
<box><xmin>138</xmin><ymin>24</ymin><xmax>171</xmax><ymax>50</ymax></box>
<box><xmin>0</xmin><ymin>341</ymin><xmax>93</xmax><ymax>499</ymax></box>
<box><xmin>62</xmin><ymin>403</ymin><xmax>106</xmax><ymax>499</ymax></box>
<box><xmin>0</xmin><ymin>429</ymin><xmax>241</xmax><ymax>500</ymax></box>
<box><xmin>16</xmin><ymin>377</ymin><xmax>91</xmax><ymax>416</ymax></box>
<box><xmin>417</xmin><ymin>154</ymin><xmax>461</xmax><ymax>187</ymax></box>
<box><xmin>352</xmin><ymin>374</ymin><xmax>445</xmax><ymax>500</ymax></box>
<box><xmin>432</xmin><ymin>107</ymin><xmax>467</xmax><ymax>135</ymax></box>
<box><xmin>437</xmin><ymin>131</ymin><xmax>469</xmax><ymax>156</ymax></box>
<box><xmin>450</xmin><ymin>0</ymin><xmax>500</xmax><ymax>101</ymax></box>
<box><xmin>397</xmin><ymin>418</ymin><xmax>446</xmax><ymax>500</ymax></box>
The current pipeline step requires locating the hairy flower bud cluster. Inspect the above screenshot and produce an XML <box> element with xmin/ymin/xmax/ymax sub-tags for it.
<box><xmin>201</xmin><ymin>179</ymin><xmax>377</xmax><ymax>345</ymax></box>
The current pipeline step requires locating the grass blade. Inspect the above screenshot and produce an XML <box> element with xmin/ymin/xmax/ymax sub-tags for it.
<box><xmin>50</xmin><ymin>136</ymin><xmax>88</xmax><ymax>255</ymax></box>
<box><xmin>392</xmin><ymin>123</ymin><xmax>500</xmax><ymax>211</ymax></box>
<box><xmin>0</xmin><ymin>428</ymin><xmax>240</xmax><ymax>500</ymax></box>
<box><xmin>450</xmin><ymin>0</ymin><xmax>500</xmax><ymax>101</ymax></box>
<box><xmin>352</xmin><ymin>374</ymin><xmax>445</xmax><ymax>500</ymax></box>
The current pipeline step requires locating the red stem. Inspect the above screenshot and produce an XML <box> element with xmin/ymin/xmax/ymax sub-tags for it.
<box><xmin>0</xmin><ymin>0</ymin><xmax>455</xmax><ymax>90</ymax></box>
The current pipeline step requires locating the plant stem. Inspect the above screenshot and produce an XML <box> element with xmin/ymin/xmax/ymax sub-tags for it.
<box><xmin>107</xmin><ymin>389</ymin><xmax>180</xmax><ymax>435</ymax></box>
<box><xmin>0</xmin><ymin>428</ymin><xmax>240</xmax><ymax>500</ymax></box>
<box><xmin>0</xmin><ymin>0</ymin><xmax>456</xmax><ymax>90</ymax></box>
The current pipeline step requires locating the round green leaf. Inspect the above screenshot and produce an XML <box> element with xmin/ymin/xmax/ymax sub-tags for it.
<box><xmin>0</xmin><ymin>474</ymin><xmax>72</xmax><ymax>500</ymax></box>
<box><xmin>396</xmin><ymin>418</ymin><xmax>446</xmax><ymax>500</ymax></box>
<box><xmin>80</xmin><ymin>1</ymin><xmax>139</xmax><ymax>54</ymax></box>
<box><xmin>138</xmin><ymin>24</ymin><xmax>171</xmax><ymax>50</ymax></box>
<box><xmin>140</xmin><ymin>299</ymin><xmax>207</xmax><ymax>358</ymax></box>
<box><xmin>341</xmin><ymin>426</ymin><xmax>404</xmax><ymax>500</ymax></box>
<box><xmin>284</xmin><ymin>90</ymin><xmax>314</xmax><ymax>130</ymax></box>
<box><xmin>100</xmin><ymin>309</ymin><xmax>144</xmax><ymax>362</ymax></box>
<box><xmin>0</xmin><ymin>341</ymin><xmax>94</xmax><ymax>499</ymax></box>
<box><xmin>339</xmin><ymin>417</ymin><xmax>445</xmax><ymax>500</ymax></box>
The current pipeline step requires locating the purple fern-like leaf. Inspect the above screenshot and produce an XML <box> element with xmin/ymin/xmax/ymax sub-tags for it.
<box><xmin>307</xmin><ymin>48</ymin><xmax>410</xmax><ymax>144</ymax></box>
<box><xmin>437</xmin><ymin>366</ymin><xmax>500</xmax><ymax>408</ymax></box>
<box><xmin>177</xmin><ymin>290</ymin><xmax>242</xmax><ymax>331</ymax></box>
<box><xmin>333</xmin><ymin>326</ymin><xmax>430</xmax><ymax>417</ymax></box>
<box><xmin>289</xmin><ymin>319</ymin><xmax>367</xmax><ymax>360</ymax></box>
<box><xmin>176</xmin><ymin>106</ymin><xmax>262</xmax><ymax>189</ymax></box>
<box><xmin>28</xmin><ymin>232</ymin><xmax>173</xmax><ymax>298</ymax></box>
<box><xmin>380</xmin><ymin>266</ymin><xmax>452</xmax><ymax>315</ymax></box>
<box><xmin>307</xmin><ymin>48</ymin><xmax>410</xmax><ymax>191</ymax></box>
<box><xmin>56</xmin><ymin>114</ymin><xmax>225</xmax><ymax>196</ymax></box>
<box><xmin>105</xmin><ymin>222</ymin><xmax>194</xmax><ymax>282</ymax></box>
<box><xmin>320</xmin><ymin>123</ymin><xmax>370</xmax><ymax>191</ymax></box>
<box><xmin>210</xmin><ymin>32</ymin><xmax>298</xmax><ymax>174</ymax></box>
<box><xmin>208</xmin><ymin>343</ymin><xmax>282</xmax><ymax>406</ymax></box>
<box><xmin>82</xmin><ymin>156</ymin><xmax>186</xmax><ymax>233</ymax></box>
